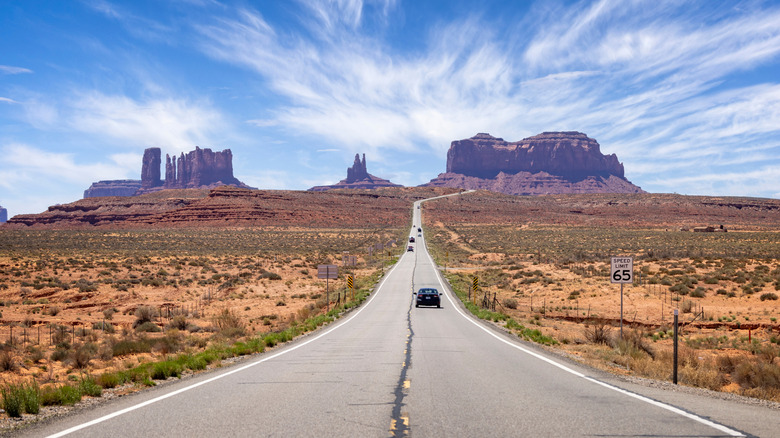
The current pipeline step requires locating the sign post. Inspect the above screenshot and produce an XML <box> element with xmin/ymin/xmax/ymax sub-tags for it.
<box><xmin>347</xmin><ymin>275</ymin><xmax>354</xmax><ymax>301</ymax></box>
<box><xmin>610</xmin><ymin>256</ymin><xmax>634</xmax><ymax>339</ymax></box>
<box><xmin>318</xmin><ymin>264</ymin><xmax>339</xmax><ymax>312</ymax></box>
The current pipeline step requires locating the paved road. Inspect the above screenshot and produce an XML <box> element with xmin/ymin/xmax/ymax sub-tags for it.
<box><xmin>22</xmin><ymin>194</ymin><xmax>778</xmax><ymax>437</ymax></box>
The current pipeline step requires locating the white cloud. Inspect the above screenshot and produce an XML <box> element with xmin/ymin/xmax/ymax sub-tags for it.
<box><xmin>0</xmin><ymin>65</ymin><xmax>33</xmax><ymax>75</ymax></box>
<box><xmin>0</xmin><ymin>143</ymin><xmax>136</xmax><ymax>186</ymax></box>
<box><xmin>68</xmin><ymin>92</ymin><xmax>224</xmax><ymax>152</ymax></box>
<box><xmin>0</xmin><ymin>143</ymin><xmax>143</xmax><ymax>215</ymax></box>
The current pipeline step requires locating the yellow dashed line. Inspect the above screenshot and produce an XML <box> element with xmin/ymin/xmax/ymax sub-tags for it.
<box><xmin>403</xmin><ymin>380</ymin><xmax>410</xmax><ymax>389</ymax></box>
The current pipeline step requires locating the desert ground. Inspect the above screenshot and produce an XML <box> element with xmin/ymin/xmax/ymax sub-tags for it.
<box><xmin>0</xmin><ymin>226</ymin><xmax>404</xmax><ymax>430</ymax></box>
<box><xmin>421</xmin><ymin>196</ymin><xmax>780</xmax><ymax>403</ymax></box>
<box><xmin>0</xmin><ymin>187</ymin><xmax>779</xmax><ymax>431</ymax></box>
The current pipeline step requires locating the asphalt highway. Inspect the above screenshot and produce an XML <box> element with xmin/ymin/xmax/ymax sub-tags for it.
<box><xmin>22</xmin><ymin>193</ymin><xmax>779</xmax><ymax>437</ymax></box>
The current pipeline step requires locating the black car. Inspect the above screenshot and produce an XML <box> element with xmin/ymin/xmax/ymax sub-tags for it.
<box><xmin>407</xmin><ymin>245</ymin><xmax>414</xmax><ymax>252</ymax></box>
<box><xmin>409</xmin><ymin>236</ymin><xmax>415</xmax><ymax>243</ymax></box>
<box><xmin>415</xmin><ymin>288</ymin><xmax>440</xmax><ymax>308</ymax></box>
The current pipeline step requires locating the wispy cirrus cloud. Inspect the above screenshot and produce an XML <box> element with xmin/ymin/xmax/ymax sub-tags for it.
<box><xmin>0</xmin><ymin>65</ymin><xmax>33</xmax><ymax>75</ymax></box>
<box><xmin>194</xmin><ymin>0</ymin><xmax>780</xmax><ymax>178</ymax></box>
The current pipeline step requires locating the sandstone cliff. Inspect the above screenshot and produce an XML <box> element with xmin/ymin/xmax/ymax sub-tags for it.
<box><xmin>425</xmin><ymin>132</ymin><xmax>643</xmax><ymax>195</ymax></box>
<box><xmin>309</xmin><ymin>154</ymin><xmax>402</xmax><ymax>191</ymax></box>
<box><xmin>84</xmin><ymin>146</ymin><xmax>253</xmax><ymax>198</ymax></box>
<box><xmin>5</xmin><ymin>186</ymin><xmax>456</xmax><ymax>228</ymax></box>
<box><xmin>162</xmin><ymin>147</ymin><xmax>240</xmax><ymax>190</ymax></box>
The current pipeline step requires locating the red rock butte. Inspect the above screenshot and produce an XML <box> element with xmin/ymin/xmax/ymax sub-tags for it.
<box><xmin>84</xmin><ymin>147</ymin><xmax>253</xmax><ymax>198</ymax></box>
<box><xmin>424</xmin><ymin>132</ymin><xmax>644</xmax><ymax>195</ymax></box>
<box><xmin>309</xmin><ymin>154</ymin><xmax>401</xmax><ymax>191</ymax></box>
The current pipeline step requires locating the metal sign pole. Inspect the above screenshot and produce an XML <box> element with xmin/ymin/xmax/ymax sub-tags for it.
<box><xmin>620</xmin><ymin>283</ymin><xmax>624</xmax><ymax>339</ymax></box>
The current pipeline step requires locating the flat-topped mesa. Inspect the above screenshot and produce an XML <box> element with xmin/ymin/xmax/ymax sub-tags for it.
<box><xmin>163</xmin><ymin>147</ymin><xmax>240</xmax><ymax>189</ymax></box>
<box><xmin>83</xmin><ymin>180</ymin><xmax>143</xmax><ymax>198</ymax></box>
<box><xmin>446</xmin><ymin>132</ymin><xmax>624</xmax><ymax>179</ymax></box>
<box><xmin>424</xmin><ymin>131</ymin><xmax>643</xmax><ymax>195</ymax></box>
<box><xmin>309</xmin><ymin>153</ymin><xmax>401</xmax><ymax>191</ymax></box>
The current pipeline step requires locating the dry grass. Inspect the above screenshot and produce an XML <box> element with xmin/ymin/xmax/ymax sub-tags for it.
<box><xmin>426</xmin><ymin>222</ymin><xmax>780</xmax><ymax>402</ymax></box>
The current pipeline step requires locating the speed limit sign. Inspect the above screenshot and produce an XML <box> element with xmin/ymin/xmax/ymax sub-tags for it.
<box><xmin>611</xmin><ymin>257</ymin><xmax>633</xmax><ymax>284</ymax></box>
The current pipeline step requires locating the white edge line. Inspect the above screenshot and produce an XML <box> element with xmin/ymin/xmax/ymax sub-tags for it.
<box><xmin>417</xmin><ymin>196</ymin><xmax>745</xmax><ymax>438</ymax></box>
<box><xmin>47</xmin><ymin>258</ymin><xmax>406</xmax><ymax>438</ymax></box>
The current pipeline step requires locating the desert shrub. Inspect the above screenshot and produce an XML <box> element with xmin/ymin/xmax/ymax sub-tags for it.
<box><xmin>154</xmin><ymin>331</ymin><xmax>182</xmax><ymax>355</ymax></box>
<box><xmin>583</xmin><ymin>321</ymin><xmax>612</xmax><ymax>345</ymax></box>
<box><xmin>757</xmin><ymin>344</ymin><xmax>779</xmax><ymax>364</ymax></box>
<box><xmin>1</xmin><ymin>382</ymin><xmax>39</xmax><ymax>417</ymax></box>
<box><xmin>680</xmin><ymin>300</ymin><xmax>694</xmax><ymax>314</ymax></box>
<box><xmin>151</xmin><ymin>361</ymin><xmax>183</xmax><ymax>380</ymax></box>
<box><xmin>27</xmin><ymin>345</ymin><xmax>45</xmax><ymax>363</ymax></box>
<box><xmin>97</xmin><ymin>372</ymin><xmax>121</xmax><ymax>389</ymax></box>
<box><xmin>71</xmin><ymin>343</ymin><xmax>98</xmax><ymax>369</ymax></box>
<box><xmin>169</xmin><ymin>315</ymin><xmax>188</xmax><ymax>330</ymax></box>
<box><xmin>615</xmin><ymin>329</ymin><xmax>654</xmax><ymax>359</ymax></box>
<box><xmin>20</xmin><ymin>382</ymin><xmax>40</xmax><ymax>415</ymax></box>
<box><xmin>133</xmin><ymin>306</ymin><xmax>156</xmax><ymax>328</ymax></box>
<box><xmin>52</xmin><ymin>326</ymin><xmax>70</xmax><ymax>348</ymax></box>
<box><xmin>183</xmin><ymin>355</ymin><xmax>208</xmax><ymax>371</ymax></box>
<box><xmin>78</xmin><ymin>376</ymin><xmax>102</xmax><ymax>397</ymax></box>
<box><xmin>260</xmin><ymin>271</ymin><xmax>282</xmax><ymax>280</ymax></box>
<box><xmin>733</xmin><ymin>360</ymin><xmax>780</xmax><ymax>390</ymax></box>
<box><xmin>690</xmin><ymin>287</ymin><xmax>706</xmax><ymax>298</ymax></box>
<box><xmin>135</xmin><ymin>321</ymin><xmax>161</xmax><ymax>333</ymax></box>
<box><xmin>502</xmin><ymin>298</ymin><xmax>518</xmax><ymax>309</ymax></box>
<box><xmin>103</xmin><ymin>308</ymin><xmax>115</xmax><ymax>320</ymax></box>
<box><xmin>717</xmin><ymin>354</ymin><xmax>738</xmax><ymax>374</ymax></box>
<box><xmin>75</xmin><ymin>279</ymin><xmax>97</xmax><ymax>292</ymax></box>
<box><xmin>760</xmin><ymin>292</ymin><xmax>778</xmax><ymax>301</ymax></box>
<box><xmin>0</xmin><ymin>351</ymin><xmax>17</xmax><ymax>372</ymax></box>
<box><xmin>1</xmin><ymin>384</ymin><xmax>23</xmax><ymax>418</ymax></box>
<box><xmin>40</xmin><ymin>384</ymin><xmax>81</xmax><ymax>406</ymax></box>
<box><xmin>50</xmin><ymin>347</ymin><xmax>70</xmax><ymax>362</ymax></box>
<box><xmin>212</xmin><ymin>308</ymin><xmax>245</xmax><ymax>337</ymax></box>
<box><xmin>112</xmin><ymin>338</ymin><xmax>152</xmax><ymax>356</ymax></box>
<box><xmin>680</xmin><ymin>363</ymin><xmax>726</xmax><ymax>391</ymax></box>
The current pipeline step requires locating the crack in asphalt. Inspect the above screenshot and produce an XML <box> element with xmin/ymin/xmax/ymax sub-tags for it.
<box><xmin>390</xmin><ymin>291</ymin><xmax>414</xmax><ymax>437</ymax></box>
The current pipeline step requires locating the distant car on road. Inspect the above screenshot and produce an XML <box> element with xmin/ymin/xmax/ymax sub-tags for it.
<box><xmin>417</xmin><ymin>233</ymin><xmax>421</xmax><ymax>237</ymax></box>
<box><xmin>409</xmin><ymin>237</ymin><xmax>415</xmax><ymax>243</ymax></box>
<box><xmin>417</xmin><ymin>227</ymin><xmax>422</xmax><ymax>232</ymax></box>
<box><xmin>407</xmin><ymin>245</ymin><xmax>414</xmax><ymax>252</ymax></box>
<box><xmin>415</xmin><ymin>288</ymin><xmax>440</xmax><ymax>308</ymax></box>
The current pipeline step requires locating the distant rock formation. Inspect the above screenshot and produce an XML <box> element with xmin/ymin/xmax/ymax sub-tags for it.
<box><xmin>161</xmin><ymin>147</ymin><xmax>241</xmax><ymax>190</ymax></box>
<box><xmin>84</xmin><ymin>180</ymin><xmax>143</xmax><ymax>198</ymax></box>
<box><xmin>0</xmin><ymin>205</ymin><xmax>7</xmax><ymax>223</ymax></box>
<box><xmin>424</xmin><ymin>132</ymin><xmax>643</xmax><ymax>195</ymax></box>
<box><xmin>141</xmin><ymin>148</ymin><xmax>162</xmax><ymax>189</ymax></box>
<box><xmin>84</xmin><ymin>146</ymin><xmax>253</xmax><ymax>198</ymax></box>
<box><xmin>309</xmin><ymin>154</ymin><xmax>402</xmax><ymax>191</ymax></box>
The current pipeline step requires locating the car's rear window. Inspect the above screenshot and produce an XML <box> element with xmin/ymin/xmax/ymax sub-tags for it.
<box><xmin>419</xmin><ymin>289</ymin><xmax>437</xmax><ymax>294</ymax></box>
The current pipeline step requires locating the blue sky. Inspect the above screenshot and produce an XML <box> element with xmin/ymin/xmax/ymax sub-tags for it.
<box><xmin>2</xmin><ymin>0</ymin><xmax>780</xmax><ymax>217</ymax></box>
